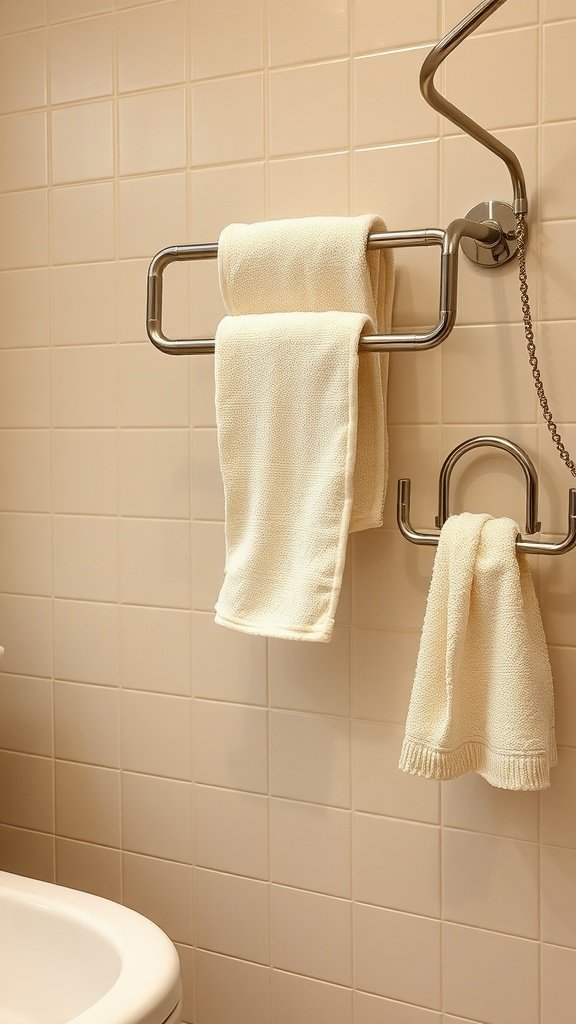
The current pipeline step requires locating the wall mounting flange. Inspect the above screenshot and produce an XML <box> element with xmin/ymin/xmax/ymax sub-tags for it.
<box><xmin>461</xmin><ymin>200</ymin><xmax>519</xmax><ymax>267</ymax></box>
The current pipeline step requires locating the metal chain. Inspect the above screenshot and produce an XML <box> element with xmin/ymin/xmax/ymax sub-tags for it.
<box><xmin>515</xmin><ymin>212</ymin><xmax>576</xmax><ymax>477</ymax></box>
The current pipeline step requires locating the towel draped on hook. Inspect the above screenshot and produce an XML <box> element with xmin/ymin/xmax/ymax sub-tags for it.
<box><xmin>399</xmin><ymin>513</ymin><xmax>557</xmax><ymax>790</ymax></box>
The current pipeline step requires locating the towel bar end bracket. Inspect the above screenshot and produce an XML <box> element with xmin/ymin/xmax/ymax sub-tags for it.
<box><xmin>461</xmin><ymin>200</ymin><xmax>519</xmax><ymax>267</ymax></box>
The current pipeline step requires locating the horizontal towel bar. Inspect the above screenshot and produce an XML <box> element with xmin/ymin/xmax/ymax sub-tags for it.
<box><xmin>146</xmin><ymin>218</ymin><xmax>502</xmax><ymax>357</ymax></box>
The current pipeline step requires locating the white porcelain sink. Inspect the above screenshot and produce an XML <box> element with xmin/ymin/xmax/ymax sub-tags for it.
<box><xmin>0</xmin><ymin>871</ymin><xmax>182</xmax><ymax>1024</ymax></box>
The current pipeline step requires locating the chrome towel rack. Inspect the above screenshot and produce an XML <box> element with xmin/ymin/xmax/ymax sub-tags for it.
<box><xmin>397</xmin><ymin>437</ymin><xmax>576</xmax><ymax>556</ymax></box>
<box><xmin>146</xmin><ymin>0</ymin><xmax>527</xmax><ymax>357</ymax></box>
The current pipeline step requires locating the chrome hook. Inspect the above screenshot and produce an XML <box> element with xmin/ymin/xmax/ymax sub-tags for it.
<box><xmin>397</xmin><ymin>436</ymin><xmax>576</xmax><ymax>556</ymax></box>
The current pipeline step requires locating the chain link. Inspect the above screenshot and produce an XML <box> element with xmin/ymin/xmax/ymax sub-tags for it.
<box><xmin>515</xmin><ymin>212</ymin><xmax>576</xmax><ymax>477</ymax></box>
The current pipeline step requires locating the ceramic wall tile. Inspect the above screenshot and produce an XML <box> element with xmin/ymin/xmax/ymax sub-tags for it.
<box><xmin>121</xmin><ymin>772</ymin><xmax>193</xmax><ymax>863</ymax></box>
<box><xmin>0</xmin><ymin>675</ymin><xmax>53</xmax><ymax>756</ymax></box>
<box><xmin>271</xmin><ymin>970</ymin><xmax>352</xmax><ymax>1024</ymax></box>
<box><xmin>0</xmin><ymin>595</ymin><xmax>53</xmax><ymax>678</ymax></box>
<box><xmin>50</xmin><ymin>182</ymin><xmax>114</xmax><ymax>265</ymax></box>
<box><xmin>446</xmin><ymin>0</ymin><xmax>538</xmax><ymax>30</ymax></box>
<box><xmin>543</xmin><ymin>0</ymin><xmax>576</xmax><ymax>18</ymax></box>
<box><xmin>56</xmin><ymin>838</ymin><xmax>120</xmax><ymax>901</ymax></box>
<box><xmin>120</xmin><ymin>605</ymin><xmax>192</xmax><ymax>696</ymax></box>
<box><xmin>0</xmin><ymin>350</ymin><xmax>50</xmax><ymax>428</ymax></box>
<box><xmin>54</xmin><ymin>680</ymin><xmax>119</xmax><ymax>767</ymax></box>
<box><xmin>119</xmin><ymin>517</ymin><xmax>191</xmax><ymax>609</ymax></box>
<box><xmin>117</xmin><ymin>0</ymin><xmax>186</xmax><ymax>92</ymax></box>
<box><xmin>195</xmin><ymin>868</ymin><xmax>269</xmax><ymax>964</ymax></box>
<box><xmin>268</xmin><ymin>0</ymin><xmax>347</xmax><ymax>66</ymax></box>
<box><xmin>191</xmin><ymin>75</ymin><xmax>264</xmax><ymax>166</ymax></box>
<box><xmin>354</xmin><ymin>0</ymin><xmax>438</xmax><ymax>53</ymax></box>
<box><xmin>269</xmin><ymin>62</ymin><xmax>349</xmax><ymax>157</ymax></box>
<box><xmin>354</xmin><ymin>903</ymin><xmax>441</xmax><ymax>1008</ymax></box>
<box><xmin>123</xmin><ymin>852</ymin><xmax>194</xmax><ymax>945</ymax></box>
<box><xmin>0</xmin><ymin>269</ymin><xmax>50</xmax><ymax>348</ymax></box>
<box><xmin>53</xmin><ymin>430</ymin><xmax>117</xmax><ymax>515</ymax></box>
<box><xmin>270</xmin><ymin>799</ymin><xmax>351</xmax><ymax>898</ymax></box>
<box><xmin>543</xmin><ymin>21</ymin><xmax>576</xmax><ymax>122</ymax></box>
<box><xmin>445</xmin><ymin>28</ymin><xmax>538</xmax><ymax>133</ymax></box>
<box><xmin>270</xmin><ymin>885</ymin><xmax>352</xmax><ymax>986</ymax></box>
<box><xmin>441</xmin><ymin>772</ymin><xmax>539</xmax><ymax>842</ymax></box>
<box><xmin>53</xmin><ymin>599</ymin><xmax>119</xmax><ymax>687</ymax></box>
<box><xmin>541</xmin><ymin>122</ymin><xmax>576</xmax><ymax>221</ymax></box>
<box><xmin>0</xmin><ymin>824</ymin><xmax>54</xmax><ymax>882</ymax></box>
<box><xmin>195</xmin><ymin>950</ymin><xmax>270</xmax><ymax>1024</ymax></box>
<box><xmin>53</xmin><ymin>515</ymin><xmax>118</xmax><ymax>602</ymax></box>
<box><xmin>352</xmin><ymin>720</ymin><xmax>440</xmax><ymax>824</ymax></box>
<box><xmin>190</xmin><ymin>0</ymin><xmax>263</xmax><ymax>79</ymax></box>
<box><xmin>118</xmin><ymin>429</ymin><xmax>190</xmax><ymax>519</ymax></box>
<box><xmin>49</xmin><ymin>0</ymin><xmax>112</xmax><ymax>20</ymax></box>
<box><xmin>351</xmin><ymin>628</ymin><xmax>419</xmax><ymax>725</ymax></box>
<box><xmin>190</xmin><ymin>164</ymin><xmax>265</xmax><ymax>242</ymax></box>
<box><xmin>117</xmin><ymin>174</ymin><xmax>187</xmax><ymax>260</ymax></box>
<box><xmin>51</xmin><ymin>101</ymin><xmax>113</xmax><ymax>184</ymax></box>
<box><xmin>0</xmin><ymin>751</ymin><xmax>53</xmax><ymax>832</ymax></box>
<box><xmin>0</xmin><ymin>111</ymin><xmax>47</xmax><ymax>191</ymax></box>
<box><xmin>541</xmin><ymin>943</ymin><xmax>576</xmax><ymax>1024</ymax></box>
<box><xmin>52</xmin><ymin>263</ymin><xmax>115</xmax><ymax>345</ymax></box>
<box><xmin>49</xmin><ymin>16</ymin><xmax>113</xmax><ymax>103</ymax></box>
<box><xmin>119</xmin><ymin>89</ymin><xmax>186</xmax><ymax>176</ymax></box>
<box><xmin>353</xmin><ymin>814</ymin><xmax>441</xmax><ymax>917</ymax></box>
<box><xmin>0</xmin><ymin>430</ymin><xmax>50</xmax><ymax>512</ymax></box>
<box><xmin>442</xmin><ymin>829</ymin><xmax>539</xmax><ymax>939</ymax></box>
<box><xmin>55</xmin><ymin>760</ymin><xmax>119</xmax><ymax>846</ymax></box>
<box><xmin>354</xmin><ymin>991</ymin><xmax>440</xmax><ymax>1024</ymax></box>
<box><xmin>0</xmin><ymin>30</ymin><xmax>46</xmax><ymax>114</ymax></box>
<box><xmin>269</xmin><ymin>152</ymin><xmax>349</xmax><ymax>220</ymax></box>
<box><xmin>354</xmin><ymin>49</ymin><xmax>438</xmax><ymax>147</ymax></box>
<box><xmin>0</xmin><ymin>191</ymin><xmax>48</xmax><ymax>270</ymax></box>
<box><xmin>191</xmin><ymin>611</ymin><xmax>267</xmax><ymax>705</ymax></box>
<box><xmin>120</xmin><ymin>691</ymin><xmax>193</xmax><ymax>780</ymax></box>
<box><xmin>194</xmin><ymin>785</ymin><xmax>269</xmax><ymax>880</ymax></box>
<box><xmin>269</xmin><ymin>625</ymin><xmax>350</xmax><ymax>717</ymax></box>
<box><xmin>0</xmin><ymin>0</ymin><xmax>47</xmax><ymax>34</ymax></box>
<box><xmin>193</xmin><ymin>699</ymin><xmax>268</xmax><ymax>793</ymax></box>
<box><xmin>270</xmin><ymin>710</ymin><xmax>350</xmax><ymax>808</ymax></box>
<box><xmin>443</xmin><ymin>924</ymin><xmax>539</xmax><ymax>1024</ymax></box>
<box><xmin>0</xmin><ymin>513</ymin><xmax>51</xmax><ymax>596</ymax></box>
<box><xmin>542</xmin><ymin>843</ymin><xmax>576</xmax><ymax>947</ymax></box>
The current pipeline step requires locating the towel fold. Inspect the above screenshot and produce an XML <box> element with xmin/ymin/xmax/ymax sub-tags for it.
<box><xmin>214</xmin><ymin>214</ymin><xmax>394</xmax><ymax>642</ymax></box>
<box><xmin>399</xmin><ymin>513</ymin><xmax>557</xmax><ymax>790</ymax></box>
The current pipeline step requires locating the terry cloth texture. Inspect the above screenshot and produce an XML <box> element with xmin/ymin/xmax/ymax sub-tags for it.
<box><xmin>214</xmin><ymin>214</ymin><xmax>394</xmax><ymax>642</ymax></box>
<box><xmin>399</xmin><ymin>513</ymin><xmax>557</xmax><ymax>790</ymax></box>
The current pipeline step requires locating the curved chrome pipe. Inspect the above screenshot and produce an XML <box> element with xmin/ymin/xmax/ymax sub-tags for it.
<box><xmin>420</xmin><ymin>0</ymin><xmax>528</xmax><ymax>215</ymax></box>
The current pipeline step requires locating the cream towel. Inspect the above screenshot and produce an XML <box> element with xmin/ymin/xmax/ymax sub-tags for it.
<box><xmin>214</xmin><ymin>215</ymin><xmax>394</xmax><ymax>642</ymax></box>
<box><xmin>399</xmin><ymin>513</ymin><xmax>557</xmax><ymax>790</ymax></box>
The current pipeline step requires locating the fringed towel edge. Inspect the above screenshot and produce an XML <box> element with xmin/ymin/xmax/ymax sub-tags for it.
<box><xmin>399</xmin><ymin>734</ymin><xmax>558</xmax><ymax>791</ymax></box>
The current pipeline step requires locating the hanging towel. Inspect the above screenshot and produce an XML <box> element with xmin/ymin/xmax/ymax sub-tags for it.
<box><xmin>214</xmin><ymin>215</ymin><xmax>394</xmax><ymax>642</ymax></box>
<box><xmin>399</xmin><ymin>513</ymin><xmax>557</xmax><ymax>790</ymax></box>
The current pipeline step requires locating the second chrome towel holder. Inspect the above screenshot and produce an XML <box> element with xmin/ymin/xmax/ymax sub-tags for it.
<box><xmin>397</xmin><ymin>436</ymin><xmax>576</xmax><ymax>556</ymax></box>
<box><xmin>146</xmin><ymin>0</ymin><xmax>526</xmax><ymax>357</ymax></box>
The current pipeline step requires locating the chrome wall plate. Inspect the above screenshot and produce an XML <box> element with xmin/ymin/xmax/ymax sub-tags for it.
<box><xmin>461</xmin><ymin>200</ymin><xmax>520</xmax><ymax>267</ymax></box>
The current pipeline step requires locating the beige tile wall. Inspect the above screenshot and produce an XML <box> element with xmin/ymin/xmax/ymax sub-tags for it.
<box><xmin>0</xmin><ymin>0</ymin><xmax>575</xmax><ymax>1022</ymax></box>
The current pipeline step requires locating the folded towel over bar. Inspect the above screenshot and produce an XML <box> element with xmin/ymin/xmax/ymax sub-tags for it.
<box><xmin>399</xmin><ymin>513</ymin><xmax>557</xmax><ymax>790</ymax></box>
<box><xmin>214</xmin><ymin>215</ymin><xmax>394</xmax><ymax>642</ymax></box>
